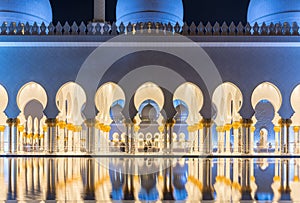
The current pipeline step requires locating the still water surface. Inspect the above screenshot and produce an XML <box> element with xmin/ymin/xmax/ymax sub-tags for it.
<box><xmin>0</xmin><ymin>157</ymin><xmax>298</xmax><ymax>202</ymax></box>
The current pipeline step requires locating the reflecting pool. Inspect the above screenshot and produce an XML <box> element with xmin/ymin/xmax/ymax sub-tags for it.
<box><xmin>0</xmin><ymin>157</ymin><xmax>299</xmax><ymax>202</ymax></box>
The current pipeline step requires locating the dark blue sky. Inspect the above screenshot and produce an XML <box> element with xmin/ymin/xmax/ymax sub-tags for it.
<box><xmin>49</xmin><ymin>0</ymin><xmax>251</xmax><ymax>24</ymax></box>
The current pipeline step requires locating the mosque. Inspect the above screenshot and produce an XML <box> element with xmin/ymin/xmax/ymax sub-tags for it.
<box><xmin>0</xmin><ymin>0</ymin><xmax>300</xmax><ymax>156</ymax></box>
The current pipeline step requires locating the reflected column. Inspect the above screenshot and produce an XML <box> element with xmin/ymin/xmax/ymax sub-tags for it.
<box><xmin>241</xmin><ymin>159</ymin><xmax>252</xmax><ymax>200</ymax></box>
<box><xmin>123</xmin><ymin>159</ymin><xmax>134</xmax><ymax>200</ymax></box>
<box><xmin>85</xmin><ymin>158</ymin><xmax>95</xmax><ymax>200</ymax></box>
<box><xmin>47</xmin><ymin>158</ymin><xmax>56</xmax><ymax>200</ymax></box>
<box><xmin>162</xmin><ymin>159</ymin><xmax>174</xmax><ymax>200</ymax></box>
<box><xmin>7</xmin><ymin>158</ymin><xmax>17</xmax><ymax>200</ymax></box>
<box><xmin>202</xmin><ymin>159</ymin><xmax>213</xmax><ymax>200</ymax></box>
<box><xmin>280</xmin><ymin>159</ymin><xmax>291</xmax><ymax>201</ymax></box>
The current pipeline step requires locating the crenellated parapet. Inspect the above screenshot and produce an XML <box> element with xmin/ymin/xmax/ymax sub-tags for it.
<box><xmin>1</xmin><ymin>21</ymin><xmax>300</xmax><ymax>36</ymax></box>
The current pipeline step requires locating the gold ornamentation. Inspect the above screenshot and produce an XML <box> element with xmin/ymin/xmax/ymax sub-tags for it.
<box><xmin>216</xmin><ymin>126</ymin><xmax>224</xmax><ymax>133</ymax></box>
<box><xmin>158</xmin><ymin>126</ymin><xmax>164</xmax><ymax>133</ymax></box>
<box><xmin>232</xmin><ymin>122</ymin><xmax>240</xmax><ymax>130</ymax></box>
<box><xmin>0</xmin><ymin>125</ymin><xmax>6</xmax><ymax>132</ymax></box>
<box><xmin>57</xmin><ymin>121</ymin><xmax>66</xmax><ymax>129</ymax></box>
<box><xmin>274</xmin><ymin>126</ymin><xmax>280</xmax><ymax>133</ymax></box>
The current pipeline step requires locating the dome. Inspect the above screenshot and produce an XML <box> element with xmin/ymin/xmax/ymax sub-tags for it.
<box><xmin>247</xmin><ymin>0</ymin><xmax>300</xmax><ymax>25</ymax></box>
<box><xmin>116</xmin><ymin>0</ymin><xmax>184</xmax><ymax>26</ymax></box>
<box><xmin>0</xmin><ymin>0</ymin><xmax>53</xmax><ymax>25</ymax></box>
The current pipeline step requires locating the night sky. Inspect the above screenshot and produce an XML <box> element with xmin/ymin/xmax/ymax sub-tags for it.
<box><xmin>49</xmin><ymin>0</ymin><xmax>251</xmax><ymax>24</ymax></box>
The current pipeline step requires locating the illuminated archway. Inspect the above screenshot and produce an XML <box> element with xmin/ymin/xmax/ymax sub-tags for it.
<box><xmin>56</xmin><ymin>82</ymin><xmax>86</xmax><ymax>125</ymax></box>
<box><xmin>173</xmin><ymin>82</ymin><xmax>203</xmax><ymax>125</ymax></box>
<box><xmin>251</xmin><ymin>82</ymin><xmax>282</xmax><ymax>125</ymax></box>
<box><xmin>212</xmin><ymin>82</ymin><xmax>243</xmax><ymax>126</ymax></box>
<box><xmin>95</xmin><ymin>82</ymin><xmax>125</xmax><ymax>125</ymax></box>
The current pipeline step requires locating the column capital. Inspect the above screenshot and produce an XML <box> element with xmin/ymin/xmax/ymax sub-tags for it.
<box><xmin>250</xmin><ymin>126</ymin><xmax>256</xmax><ymax>133</ymax></box>
<box><xmin>232</xmin><ymin>121</ymin><xmax>241</xmax><ymax>129</ymax></box>
<box><xmin>201</xmin><ymin>118</ymin><xmax>213</xmax><ymax>128</ymax></box>
<box><xmin>57</xmin><ymin>121</ymin><xmax>66</xmax><ymax>129</ymax></box>
<box><xmin>278</xmin><ymin>118</ymin><xmax>292</xmax><ymax>126</ymax></box>
<box><xmin>84</xmin><ymin>118</ymin><xmax>96</xmax><ymax>127</ymax></box>
<box><xmin>167</xmin><ymin>118</ymin><xmax>176</xmax><ymax>127</ymax></box>
<box><xmin>198</xmin><ymin>122</ymin><xmax>204</xmax><ymax>130</ymax></box>
<box><xmin>6</xmin><ymin>118</ymin><xmax>14</xmax><ymax>127</ymax></box>
<box><xmin>6</xmin><ymin>118</ymin><xmax>19</xmax><ymax>126</ymax></box>
<box><xmin>274</xmin><ymin>126</ymin><xmax>281</xmax><ymax>133</ymax></box>
<box><xmin>294</xmin><ymin>126</ymin><xmax>300</xmax><ymax>133</ymax></box>
<box><xmin>224</xmin><ymin>124</ymin><xmax>232</xmax><ymax>131</ymax></box>
<box><xmin>240</xmin><ymin>118</ymin><xmax>253</xmax><ymax>127</ymax></box>
<box><xmin>216</xmin><ymin>126</ymin><xmax>224</xmax><ymax>133</ymax></box>
<box><xmin>46</xmin><ymin>118</ymin><xmax>57</xmax><ymax>127</ymax></box>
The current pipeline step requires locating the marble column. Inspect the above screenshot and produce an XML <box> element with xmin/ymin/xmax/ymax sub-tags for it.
<box><xmin>168</xmin><ymin>119</ymin><xmax>175</xmax><ymax>153</ymax></box>
<box><xmin>294</xmin><ymin>126</ymin><xmax>299</xmax><ymax>154</ymax></box>
<box><xmin>46</xmin><ymin>118</ymin><xmax>57</xmax><ymax>153</ymax></box>
<box><xmin>73</xmin><ymin>125</ymin><xmax>82</xmax><ymax>153</ymax></box>
<box><xmin>124</xmin><ymin>120</ymin><xmax>130</xmax><ymax>153</ymax></box>
<box><xmin>241</xmin><ymin>119</ymin><xmax>253</xmax><ymax>154</ymax></box>
<box><xmin>57</xmin><ymin>121</ymin><xmax>66</xmax><ymax>153</ymax></box>
<box><xmin>250</xmin><ymin>126</ymin><xmax>255</xmax><ymax>154</ymax></box>
<box><xmin>163</xmin><ymin>121</ymin><xmax>168</xmax><ymax>153</ymax></box>
<box><xmin>198</xmin><ymin>122</ymin><xmax>203</xmax><ymax>153</ymax></box>
<box><xmin>279</xmin><ymin>119</ymin><xmax>292</xmax><ymax>154</ymax></box>
<box><xmin>202</xmin><ymin>119</ymin><xmax>213</xmax><ymax>154</ymax></box>
<box><xmin>224</xmin><ymin>124</ymin><xmax>232</xmax><ymax>153</ymax></box>
<box><xmin>274</xmin><ymin>126</ymin><xmax>281</xmax><ymax>154</ymax></box>
<box><xmin>6</xmin><ymin>118</ymin><xmax>19</xmax><ymax>153</ymax></box>
<box><xmin>130</xmin><ymin>122</ymin><xmax>136</xmax><ymax>154</ymax></box>
<box><xmin>85</xmin><ymin>119</ymin><xmax>96</xmax><ymax>154</ymax></box>
<box><xmin>0</xmin><ymin>125</ymin><xmax>5</xmax><ymax>152</ymax></box>
<box><xmin>216</xmin><ymin>126</ymin><xmax>224</xmax><ymax>153</ymax></box>
<box><xmin>232</xmin><ymin>122</ymin><xmax>240</xmax><ymax>153</ymax></box>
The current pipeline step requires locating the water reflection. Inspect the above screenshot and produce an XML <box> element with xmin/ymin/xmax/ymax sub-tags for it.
<box><xmin>0</xmin><ymin>158</ymin><xmax>300</xmax><ymax>202</ymax></box>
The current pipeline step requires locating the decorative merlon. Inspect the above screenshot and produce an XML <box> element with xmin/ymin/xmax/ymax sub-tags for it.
<box><xmin>0</xmin><ymin>21</ymin><xmax>299</xmax><ymax>36</ymax></box>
